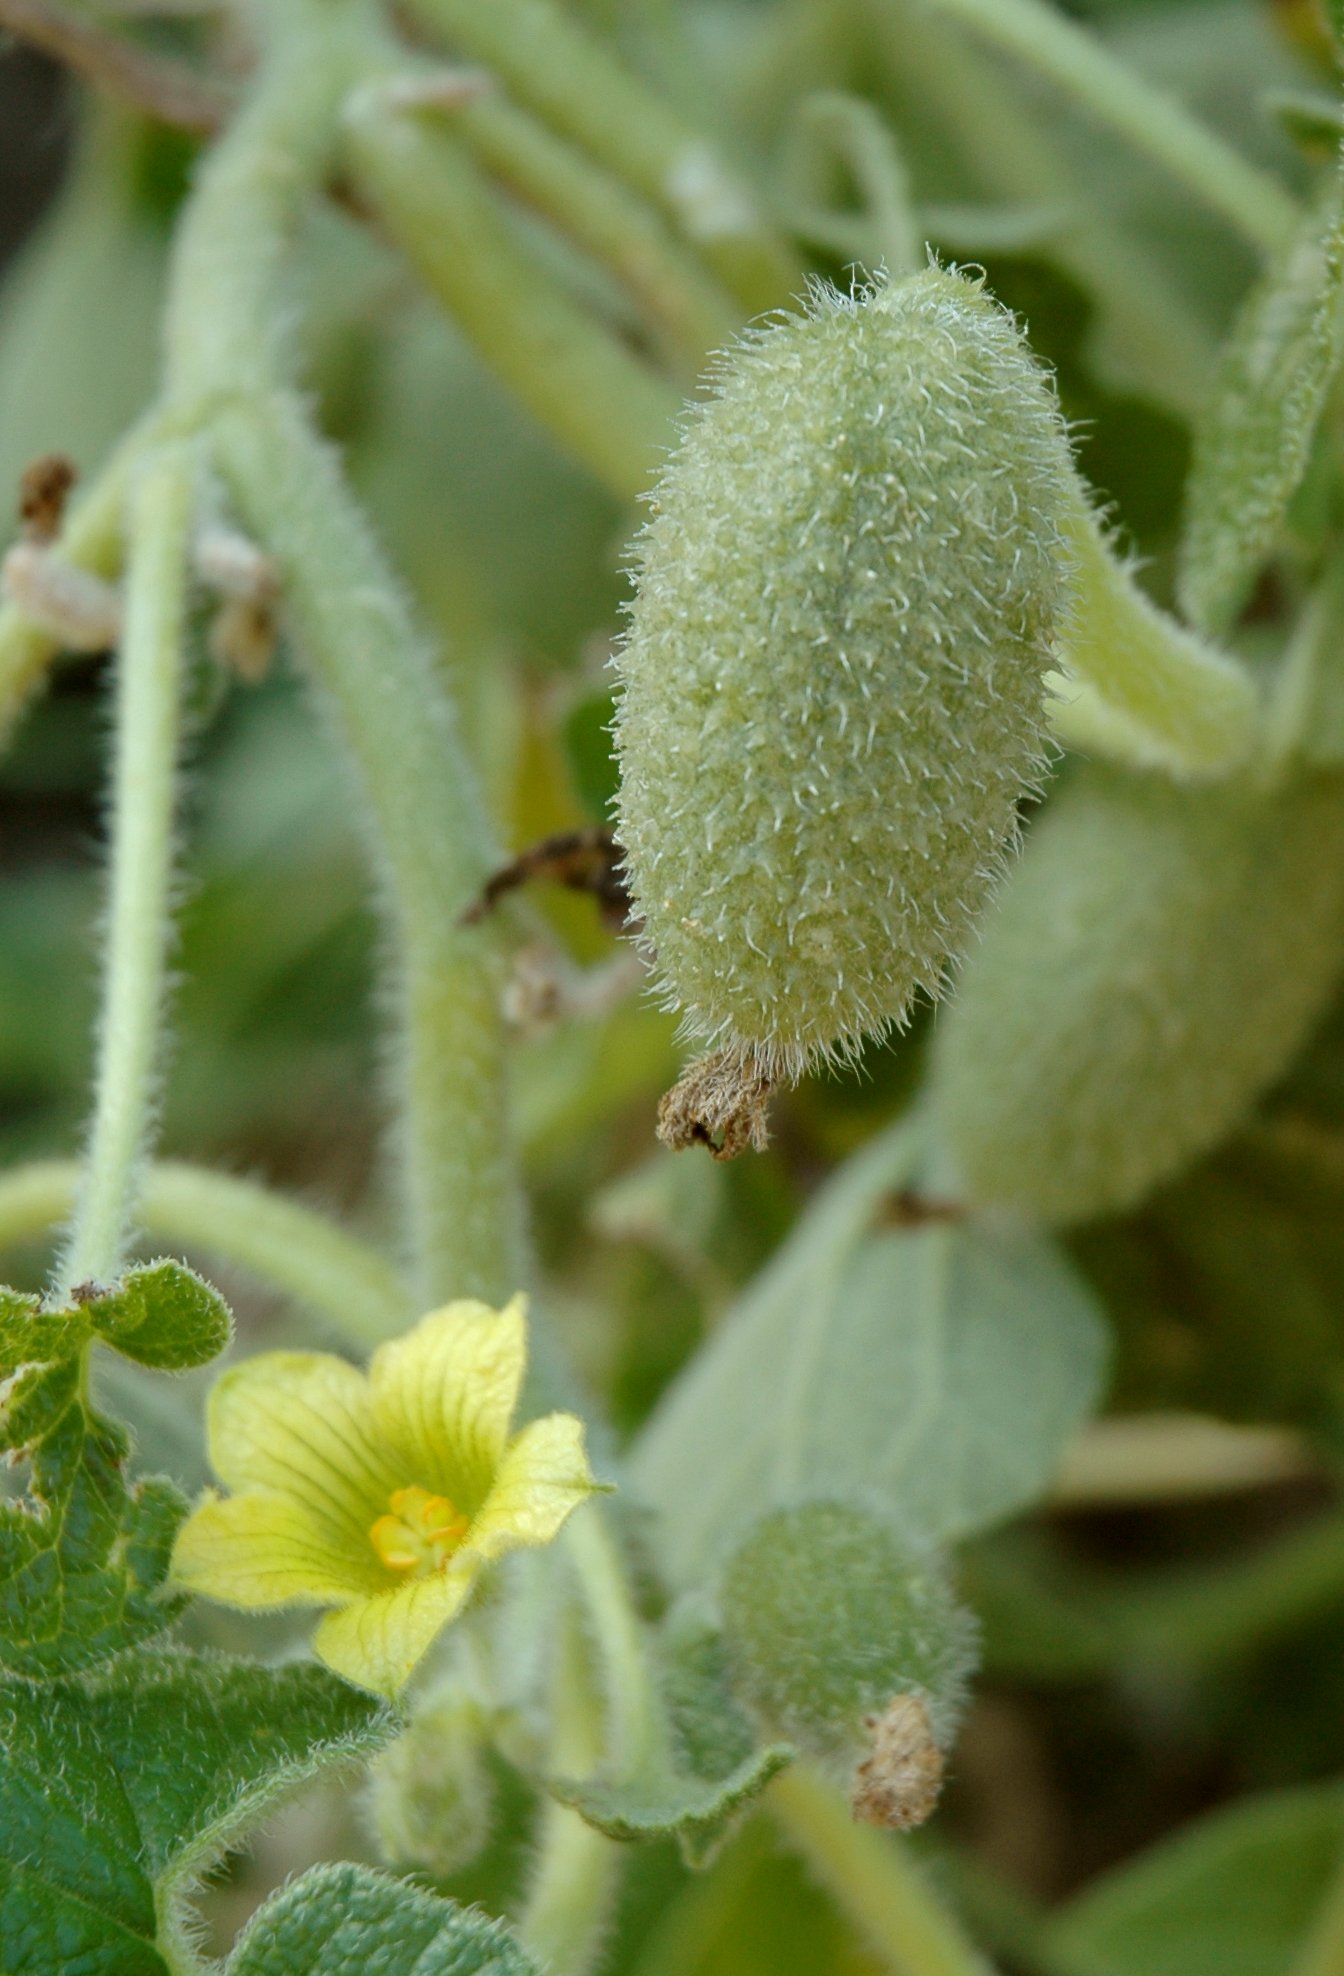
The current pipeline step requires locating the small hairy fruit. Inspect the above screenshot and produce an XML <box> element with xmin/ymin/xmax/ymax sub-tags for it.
<box><xmin>614</xmin><ymin>267</ymin><xmax>1074</xmax><ymax>1149</ymax></box>
<box><xmin>718</xmin><ymin>1500</ymin><xmax>976</xmax><ymax>1827</ymax></box>
<box><xmin>932</xmin><ymin>764</ymin><xmax>1344</xmax><ymax>1224</ymax></box>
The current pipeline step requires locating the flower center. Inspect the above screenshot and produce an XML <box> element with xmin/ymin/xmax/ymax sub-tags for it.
<box><xmin>369</xmin><ymin>1485</ymin><xmax>470</xmax><ymax>1576</ymax></box>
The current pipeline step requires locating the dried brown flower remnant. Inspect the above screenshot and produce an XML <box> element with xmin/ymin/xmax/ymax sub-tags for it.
<box><xmin>851</xmin><ymin>1694</ymin><xmax>945</xmax><ymax>1830</ymax></box>
<box><xmin>19</xmin><ymin>453</ymin><xmax>77</xmax><ymax>544</ymax></box>
<box><xmin>459</xmin><ymin>826</ymin><xmax>630</xmax><ymax>931</ymax></box>
<box><xmin>656</xmin><ymin>1045</ymin><xmax>773</xmax><ymax>1160</ymax></box>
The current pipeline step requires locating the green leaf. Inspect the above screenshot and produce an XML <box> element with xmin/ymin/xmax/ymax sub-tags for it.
<box><xmin>1179</xmin><ymin>156</ymin><xmax>1344</xmax><ymax>635</ymax></box>
<box><xmin>550</xmin><ymin>1601</ymin><xmax>792</xmax><ymax>1867</ymax></box>
<box><xmin>1046</xmin><ymin>1784</ymin><xmax>1344</xmax><ymax>1976</ymax></box>
<box><xmin>0</xmin><ymin>1650</ymin><xmax>393</xmax><ymax>1976</ymax></box>
<box><xmin>227</xmin><ymin>1861</ymin><xmax>540</xmax><ymax>1975</ymax></box>
<box><xmin>631</xmin><ymin>1119</ymin><xmax>1108</xmax><ymax>1588</ymax></box>
<box><xmin>84</xmin><ymin>1258</ymin><xmax>233</xmax><ymax>1370</ymax></box>
<box><xmin>0</xmin><ymin>1400</ymin><xmax>187</xmax><ymax>1679</ymax></box>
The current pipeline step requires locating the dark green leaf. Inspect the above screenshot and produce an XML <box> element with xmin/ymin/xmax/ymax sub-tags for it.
<box><xmin>85</xmin><ymin>1258</ymin><xmax>233</xmax><ymax>1371</ymax></box>
<box><xmin>0</xmin><ymin>1651</ymin><xmax>393</xmax><ymax>1976</ymax></box>
<box><xmin>1047</xmin><ymin>1784</ymin><xmax>1344</xmax><ymax>1976</ymax></box>
<box><xmin>0</xmin><ymin>1401</ymin><xmax>187</xmax><ymax>1678</ymax></box>
<box><xmin>1179</xmin><ymin>157</ymin><xmax>1344</xmax><ymax>635</ymax></box>
<box><xmin>227</xmin><ymin>1861</ymin><xmax>539</xmax><ymax>1975</ymax></box>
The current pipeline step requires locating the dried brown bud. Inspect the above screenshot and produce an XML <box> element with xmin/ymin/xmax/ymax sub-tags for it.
<box><xmin>851</xmin><ymin>1694</ymin><xmax>944</xmax><ymax>1831</ymax></box>
<box><xmin>19</xmin><ymin>454</ymin><xmax>77</xmax><ymax>545</ymax></box>
<box><xmin>656</xmin><ymin>1045</ymin><xmax>773</xmax><ymax>1160</ymax></box>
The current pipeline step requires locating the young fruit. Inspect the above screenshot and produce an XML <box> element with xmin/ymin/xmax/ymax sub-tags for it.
<box><xmin>931</xmin><ymin>763</ymin><xmax>1344</xmax><ymax>1224</ymax></box>
<box><xmin>718</xmin><ymin>1500</ymin><xmax>976</xmax><ymax>1828</ymax></box>
<box><xmin>613</xmin><ymin>265</ymin><xmax>1075</xmax><ymax>1152</ymax></box>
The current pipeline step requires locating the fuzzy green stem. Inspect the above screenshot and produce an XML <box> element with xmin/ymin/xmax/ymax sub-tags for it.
<box><xmin>58</xmin><ymin>443</ymin><xmax>195</xmax><ymax>1294</ymax></box>
<box><xmin>1055</xmin><ymin>494</ymin><xmax>1259</xmax><ymax>777</ymax></box>
<box><xmin>214</xmin><ymin>392</ymin><xmax>523</xmax><ymax>1306</ymax></box>
<box><xmin>162</xmin><ymin>0</ymin><xmax>385</xmax><ymax>405</ymax></box>
<box><xmin>424</xmin><ymin>84</ymin><xmax>740</xmax><ymax>371</ymax></box>
<box><xmin>0</xmin><ymin>1157</ymin><xmax>409</xmax><ymax>1342</ymax></box>
<box><xmin>400</xmin><ymin>0</ymin><xmax>798</xmax><ymax>313</ymax></box>
<box><xmin>864</xmin><ymin>0</ymin><xmax>1216</xmax><ymax>419</ymax></box>
<box><xmin>158</xmin><ymin>0</ymin><xmax>525</xmax><ymax>1304</ymax></box>
<box><xmin>921</xmin><ymin>0</ymin><xmax>1298</xmax><ymax>256</ymax></box>
<box><xmin>770</xmin><ymin>1764</ymin><xmax>993</xmax><ymax>1976</ymax></box>
<box><xmin>566</xmin><ymin>1506</ymin><xmax>663</xmax><ymax>1772</ymax></box>
<box><xmin>518</xmin><ymin>1607</ymin><xmax>621</xmax><ymax>1976</ymax></box>
<box><xmin>342</xmin><ymin>98</ymin><xmax>679</xmax><ymax>503</ymax></box>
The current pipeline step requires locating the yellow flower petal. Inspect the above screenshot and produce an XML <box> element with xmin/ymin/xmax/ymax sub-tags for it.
<box><xmin>465</xmin><ymin>1412</ymin><xmax>598</xmax><ymax>1566</ymax></box>
<box><xmin>311</xmin><ymin>1566</ymin><xmax>478</xmax><ymax>1697</ymax></box>
<box><xmin>369</xmin><ymin>1296</ymin><xmax>527</xmax><ymax>1512</ymax></box>
<box><xmin>170</xmin><ymin>1490</ymin><xmax>385</xmax><ymax>1608</ymax></box>
<box><xmin>207</xmin><ymin>1351</ymin><xmax>399</xmax><ymax>1545</ymax></box>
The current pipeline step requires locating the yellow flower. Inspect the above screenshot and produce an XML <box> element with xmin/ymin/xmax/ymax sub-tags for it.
<box><xmin>170</xmin><ymin>1295</ymin><xmax>600</xmax><ymax>1697</ymax></box>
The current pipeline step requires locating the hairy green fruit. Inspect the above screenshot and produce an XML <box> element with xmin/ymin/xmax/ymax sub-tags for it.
<box><xmin>932</xmin><ymin>764</ymin><xmax>1344</xmax><ymax>1225</ymax></box>
<box><xmin>719</xmin><ymin>1501</ymin><xmax>976</xmax><ymax>1828</ymax></box>
<box><xmin>613</xmin><ymin>267</ymin><xmax>1074</xmax><ymax>1134</ymax></box>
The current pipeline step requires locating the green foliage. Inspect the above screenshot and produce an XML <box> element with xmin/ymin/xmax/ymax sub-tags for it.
<box><xmin>229</xmin><ymin>1862</ymin><xmax>540</xmax><ymax>1975</ymax></box>
<box><xmin>1179</xmin><ymin>155</ymin><xmax>1344</xmax><ymax>635</ymax></box>
<box><xmin>551</xmin><ymin>1592</ymin><xmax>792</xmax><ymax>1867</ymax></box>
<box><xmin>0</xmin><ymin>1261</ymin><xmax>232</xmax><ymax>1677</ymax></box>
<box><xmin>631</xmin><ymin>1118</ymin><xmax>1107</xmax><ymax>1586</ymax></box>
<box><xmin>0</xmin><ymin>1650</ymin><xmax>392</xmax><ymax>1974</ymax></box>
<box><xmin>79</xmin><ymin>1259</ymin><xmax>234</xmax><ymax>1370</ymax></box>
<box><xmin>718</xmin><ymin>1502</ymin><xmax>976</xmax><ymax>1768</ymax></box>
<box><xmin>933</xmin><ymin>764</ymin><xmax>1344</xmax><ymax>1224</ymax></box>
<box><xmin>1046</xmin><ymin>1785</ymin><xmax>1344</xmax><ymax>1976</ymax></box>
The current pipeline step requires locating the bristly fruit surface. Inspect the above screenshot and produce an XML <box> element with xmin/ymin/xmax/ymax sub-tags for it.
<box><xmin>613</xmin><ymin>265</ymin><xmax>1076</xmax><ymax>1082</ymax></box>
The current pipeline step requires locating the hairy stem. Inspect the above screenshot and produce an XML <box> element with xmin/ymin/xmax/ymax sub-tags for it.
<box><xmin>0</xmin><ymin>1157</ymin><xmax>409</xmax><ymax>1342</ymax></box>
<box><xmin>518</xmin><ymin>1609</ymin><xmax>620</xmax><ymax>1976</ymax></box>
<box><xmin>770</xmin><ymin>1764</ymin><xmax>993</xmax><ymax>1976</ymax></box>
<box><xmin>342</xmin><ymin>98</ymin><xmax>679</xmax><ymax>502</ymax></box>
<box><xmin>1055</xmin><ymin>493</ymin><xmax>1258</xmax><ymax>778</ymax></box>
<box><xmin>0</xmin><ymin>0</ymin><xmax>228</xmax><ymax>132</ymax></box>
<box><xmin>400</xmin><ymin>0</ymin><xmax>799</xmax><ymax>312</ymax></box>
<box><xmin>58</xmin><ymin>443</ymin><xmax>195</xmax><ymax>1294</ymax></box>
<box><xmin>159</xmin><ymin>0</ymin><xmax>525</xmax><ymax>1303</ymax></box>
<box><xmin>417</xmin><ymin>80</ymin><xmax>740</xmax><ymax>371</ymax></box>
<box><xmin>921</xmin><ymin>0</ymin><xmax>1297</xmax><ymax>256</ymax></box>
<box><xmin>864</xmin><ymin>0</ymin><xmax>1216</xmax><ymax>420</ymax></box>
<box><xmin>214</xmin><ymin>392</ymin><xmax>524</xmax><ymax>1305</ymax></box>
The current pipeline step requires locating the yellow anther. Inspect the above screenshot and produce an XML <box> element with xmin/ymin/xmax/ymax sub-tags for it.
<box><xmin>370</xmin><ymin>1485</ymin><xmax>470</xmax><ymax>1575</ymax></box>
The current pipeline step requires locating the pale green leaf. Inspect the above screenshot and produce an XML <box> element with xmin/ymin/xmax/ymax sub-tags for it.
<box><xmin>630</xmin><ymin>1120</ymin><xmax>1108</xmax><ymax>1587</ymax></box>
<box><xmin>227</xmin><ymin>1862</ymin><xmax>539</xmax><ymax>1974</ymax></box>
<box><xmin>1179</xmin><ymin>157</ymin><xmax>1344</xmax><ymax>635</ymax></box>
<box><xmin>1047</xmin><ymin>1784</ymin><xmax>1344</xmax><ymax>1976</ymax></box>
<box><xmin>549</xmin><ymin>1596</ymin><xmax>791</xmax><ymax>1867</ymax></box>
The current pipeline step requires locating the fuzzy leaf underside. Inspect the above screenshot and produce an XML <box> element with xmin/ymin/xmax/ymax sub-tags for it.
<box><xmin>227</xmin><ymin>1862</ymin><xmax>540</xmax><ymax>1975</ymax></box>
<box><xmin>630</xmin><ymin>1119</ymin><xmax>1108</xmax><ymax>1587</ymax></box>
<box><xmin>1179</xmin><ymin>155</ymin><xmax>1344</xmax><ymax>636</ymax></box>
<box><xmin>550</xmin><ymin>1744</ymin><xmax>792</xmax><ymax>1866</ymax></box>
<box><xmin>1046</xmin><ymin>1784</ymin><xmax>1344</xmax><ymax>1976</ymax></box>
<box><xmin>0</xmin><ymin>1651</ymin><xmax>392</xmax><ymax>1976</ymax></box>
<box><xmin>550</xmin><ymin>1592</ymin><xmax>792</xmax><ymax>1866</ymax></box>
